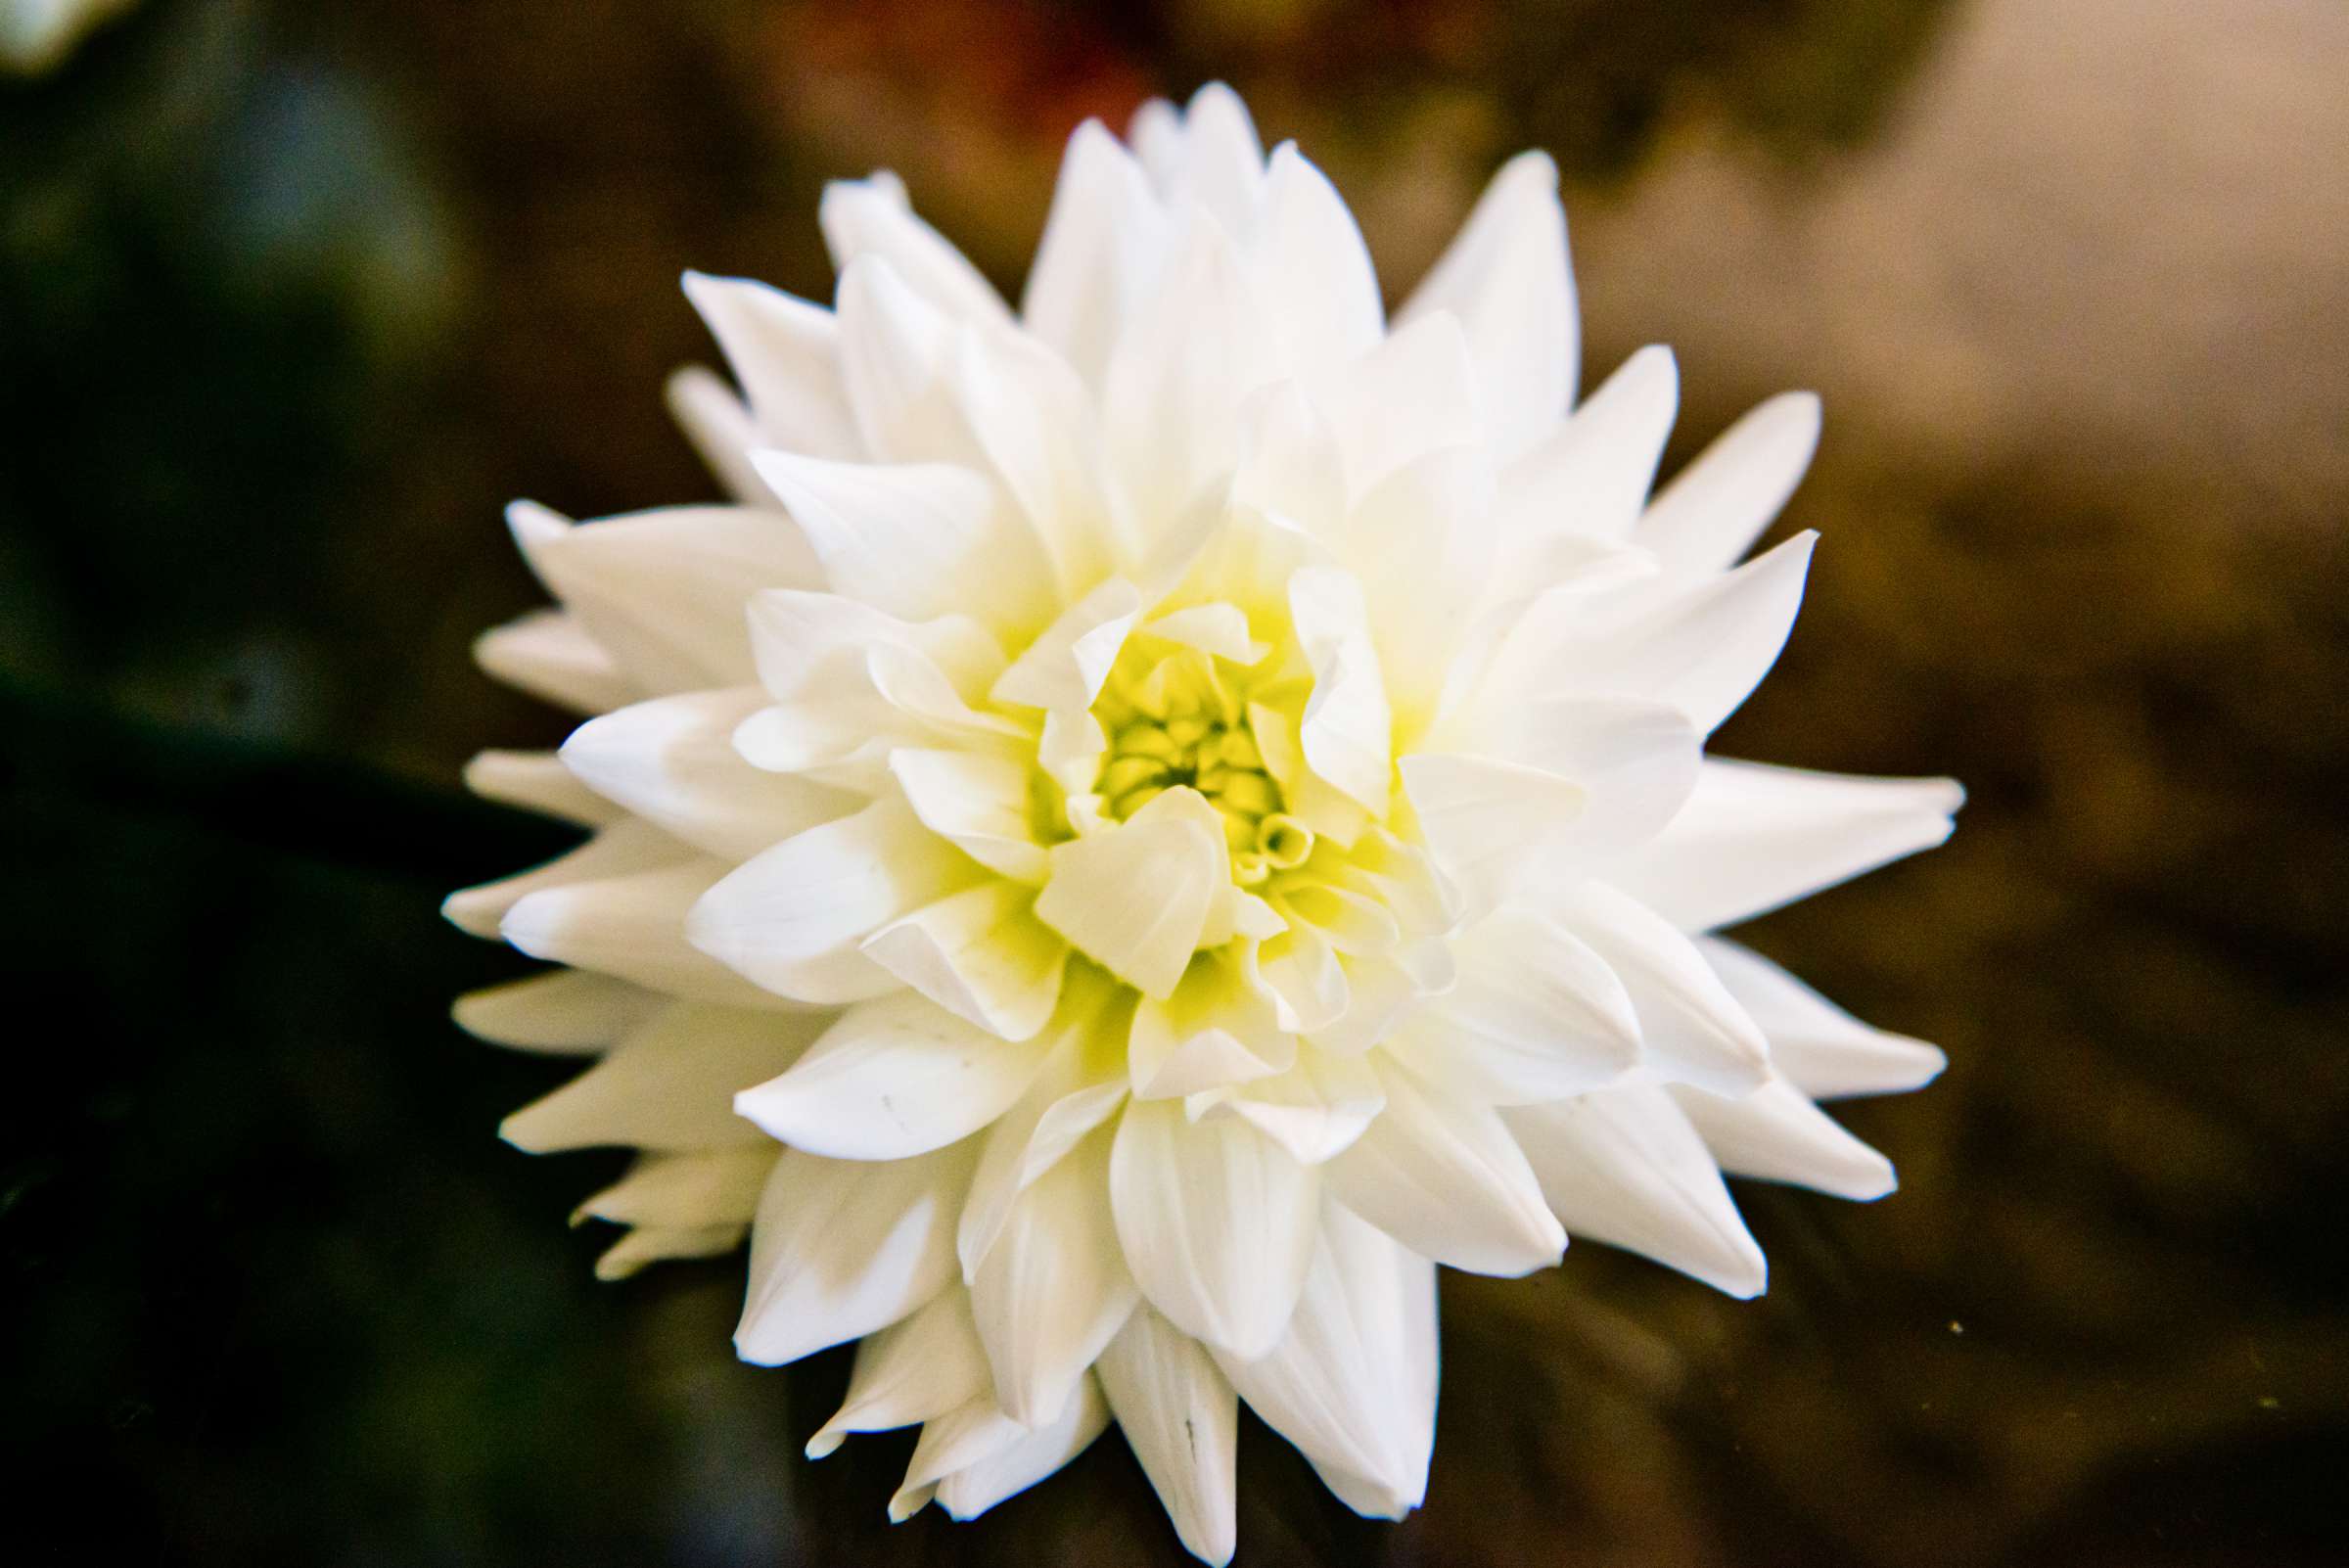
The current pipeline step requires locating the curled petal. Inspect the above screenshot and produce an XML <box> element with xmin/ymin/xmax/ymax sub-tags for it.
<box><xmin>474</xmin><ymin>608</ymin><xmax>633</xmax><ymax>715</ymax></box>
<box><xmin>1322</xmin><ymin>1059</ymin><xmax>1565</xmax><ymax>1276</ymax></box>
<box><xmin>1035</xmin><ymin>787</ymin><xmax>1226</xmax><ymax>999</ymax></box>
<box><xmin>1215</xmin><ymin>1203</ymin><xmax>1436</xmax><ymax>1518</ymax></box>
<box><xmin>970</xmin><ymin>1122</ymin><xmax>1139</xmax><ymax>1425</ymax></box>
<box><xmin>1699</xmin><ymin>937</ymin><xmax>1948</xmax><ymax>1099</ymax></box>
<box><xmin>463</xmin><ymin>748</ymin><xmax>620</xmax><ymax>827</ymax></box>
<box><xmin>1111</xmin><ymin>1097</ymin><xmax>1319</xmax><ymax>1358</ymax></box>
<box><xmin>1610</xmin><ymin>760</ymin><xmax>1963</xmax><ymax>933</ymax></box>
<box><xmin>500</xmin><ymin>854</ymin><xmax>802</xmax><ymax>1010</ymax></box>
<box><xmin>806</xmin><ymin>1287</ymin><xmax>990</xmax><ymax>1458</ymax></box>
<box><xmin>576</xmin><ymin>1146</ymin><xmax>777</xmax><ymax>1230</ymax></box>
<box><xmin>679</xmin><ymin>271</ymin><xmax>861</xmax><ymax>459</ymax></box>
<box><xmin>687</xmin><ymin>795</ymin><xmax>975</xmax><ymax>1004</ymax></box>
<box><xmin>1097</xmin><ymin>1308</ymin><xmax>1240</xmax><ymax>1567</ymax></box>
<box><xmin>1670</xmin><ymin>1079</ymin><xmax>1897</xmax><ymax>1200</ymax></box>
<box><xmin>1384</xmin><ymin>907</ymin><xmax>1640</xmax><ymax>1105</ymax></box>
<box><xmin>1507</xmin><ymin>1084</ymin><xmax>1766</xmax><ymax>1298</ymax></box>
<box><xmin>560</xmin><ymin>687</ymin><xmax>855</xmax><ymax>860</ymax></box>
<box><xmin>1543</xmin><ymin>881</ymin><xmax>1771</xmax><ymax>1096</ymax></box>
<box><xmin>819</xmin><ymin>174</ymin><xmax>1011</xmax><ymax>328</ymax></box>
<box><xmin>861</xmin><ymin>881</ymin><xmax>1069</xmax><ymax>1042</ymax></box>
<box><xmin>888</xmin><ymin>748</ymin><xmax>1051</xmax><ymax>884</ymax></box>
<box><xmin>733</xmin><ymin>990</ymin><xmax>1056</xmax><ymax>1161</ymax></box>
<box><xmin>1399</xmin><ymin>150</ymin><xmax>1575</xmax><ymax>459</ymax></box>
<box><xmin>452</xmin><ymin>968</ymin><xmax>666</xmax><ymax>1055</ymax></box>
<box><xmin>502</xmin><ymin>1003</ymin><xmax>824</xmax><ymax>1154</ymax></box>
<box><xmin>1635</xmin><ymin>391</ymin><xmax>1820</xmax><ymax>577</ymax></box>
<box><xmin>1258</xmin><ymin>143</ymin><xmax>1383</xmax><ymax>383</ymax></box>
<box><xmin>736</xmin><ymin>1138</ymin><xmax>976</xmax><ymax>1365</ymax></box>
<box><xmin>1023</xmin><ymin>118</ymin><xmax>1171</xmax><ymax>392</ymax></box>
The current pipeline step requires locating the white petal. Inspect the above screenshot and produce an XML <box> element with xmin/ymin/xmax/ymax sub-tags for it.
<box><xmin>474</xmin><ymin>609</ymin><xmax>634</xmax><ymax>715</ymax></box>
<box><xmin>1384</xmin><ymin>907</ymin><xmax>1639</xmax><ymax>1105</ymax></box>
<box><xmin>1545</xmin><ymin>881</ymin><xmax>1771</xmax><ymax>1096</ymax></box>
<box><xmin>501</xmin><ymin>1003</ymin><xmax>823</xmax><ymax>1153</ymax></box>
<box><xmin>1229</xmin><ymin>380</ymin><xmax>1346</xmax><ymax>535</ymax></box>
<box><xmin>500</xmin><ymin>855</ymin><xmax>798</xmax><ymax>1009</ymax></box>
<box><xmin>1111</xmin><ymin>1097</ymin><xmax>1320</xmax><ymax>1358</ymax></box>
<box><xmin>1102</xmin><ymin>210</ymin><xmax>1283</xmax><ymax>541</ymax></box>
<box><xmin>861</xmin><ymin>881</ymin><xmax>1069</xmax><ymax>1041</ymax></box>
<box><xmin>1170</xmin><ymin>82</ymin><xmax>1266</xmax><ymax>236</ymax></box>
<box><xmin>1322</xmin><ymin>1059</ymin><xmax>1564</xmax><ymax>1275</ymax></box>
<box><xmin>1319</xmin><ymin>311</ymin><xmax>1482</xmax><ymax>501</ymax></box>
<box><xmin>1289</xmin><ymin>567</ymin><xmax>1392</xmax><ymax>814</ymax></box>
<box><xmin>576</xmin><ymin>1146</ymin><xmax>778</xmax><ymax>1229</ymax></box>
<box><xmin>1670</xmin><ymin>1079</ymin><xmax>1897</xmax><ymax>1200</ymax></box>
<box><xmin>559</xmin><ymin>687</ymin><xmax>855</xmax><ymax>860</ymax></box>
<box><xmin>970</xmin><ymin>1122</ymin><xmax>1138</xmax><ymax>1425</ymax></box>
<box><xmin>956</xmin><ymin>1010</ymin><xmax>1128</xmax><ymax>1280</ymax></box>
<box><xmin>888</xmin><ymin>748</ymin><xmax>1049</xmax><ymax>884</ymax></box>
<box><xmin>733</xmin><ymin>990</ymin><xmax>1054</xmax><ymax>1161</ymax></box>
<box><xmin>1257</xmin><ymin>144</ymin><xmax>1382</xmax><ymax>382</ymax></box>
<box><xmin>463</xmin><ymin>749</ymin><xmax>620</xmax><ymax>827</ymax></box>
<box><xmin>1698</xmin><ymin>938</ymin><xmax>1947</xmax><ymax>1099</ymax></box>
<box><xmin>990</xmin><ymin>577</ymin><xmax>1143</xmax><ymax>713</ymax></box>
<box><xmin>745</xmin><ymin>585</ymin><xmax>1005</xmax><ymax>704</ymax></box>
<box><xmin>1635</xmin><ymin>392</ymin><xmax>1820</xmax><ymax>577</ymax></box>
<box><xmin>527</xmin><ymin>503</ymin><xmax>823</xmax><ymax>691</ymax></box>
<box><xmin>933</xmin><ymin>1375</ymin><xmax>1112</xmax><ymax>1521</ymax></box>
<box><xmin>833</xmin><ymin>254</ymin><xmax>981</xmax><ymax>465</ymax></box>
<box><xmin>749</xmin><ymin>450</ymin><xmax>1051</xmax><ymax>634</ymax></box>
<box><xmin>1393</xmin><ymin>753</ymin><xmax>1581</xmax><ymax>912</ymax></box>
<box><xmin>1210</xmin><ymin>1050</ymin><xmax>1385</xmax><ymax>1166</ymax></box>
<box><xmin>1034</xmin><ymin>787</ymin><xmax>1227</xmax><ymax>999</ymax></box>
<box><xmin>1128</xmin><ymin>97</ymin><xmax>1183</xmax><ymax>191</ymax></box>
<box><xmin>1097</xmin><ymin>1307</ymin><xmax>1239</xmax><ymax>1567</ymax></box>
<box><xmin>443</xmin><ymin>818</ymin><xmax>680</xmax><ymax>940</ymax></box>
<box><xmin>819</xmin><ymin>173</ymin><xmax>1009</xmax><ymax>326</ymax></box>
<box><xmin>1129</xmin><ymin>954</ymin><xmax>1297</xmax><ymax>1101</ymax></box>
<box><xmin>452</xmin><ymin>969</ymin><xmax>666</xmax><ymax>1055</ymax></box>
<box><xmin>1334</xmin><ymin>442</ymin><xmax>1494</xmax><ymax>721</ymax></box>
<box><xmin>1524</xmin><ymin>530</ymin><xmax>1817</xmax><ymax>736</ymax></box>
<box><xmin>1399</xmin><ymin>150</ymin><xmax>1575</xmax><ymax>458</ymax></box>
<box><xmin>1493</xmin><ymin>344</ymin><xmax>1678</xmax><ymax>562</ymax></box>
<box><xmin>1609</xmin><ymin>760</ymin><xmax>1963</xmax><ymax>933</ymax></box>
<box><xmin>666</xmin><ymin>365</ymin><xmax>777</xmax><ymax>506</ymax></box>
<box><xmin>1214</xmin><ymin>1203</ymin><xmax>1436</xmax><ymax>1515</ymax></box>
<box><xmin>1505</xmin><ymin>1084</ymin><xmax>1766</xmax><ymax>1297</ymax></box>
<box><xmin>1405</xmin><ymin>697</ymin><xmax>1701</xmax><ymax>909</ymax></box>
<box><xmin>1023</xmin><ymin>119</ymin><xmax>1171</xmax><ymax>392</ymax></box>
<box><xmin>892</xmin><ymin>1395</ymin><xmax>1023</xmax><ymax>1518</ymax></box>
<box><xmin>948</xmin><ymin>325</ymin><xmax>1121</xmax><ymax>593</ymax></box>
<box><xmin>687</xmin><ymin>794</ymin><xmax>974</xmax><ymax>1004</ymax></box>
<box><xmin>735</xmin><ymin>1138</ymin><xmax>977</xmax><ymax>1365</ymax></box>
<box><xmin>1249</xmin><ymin>920</ymin><xmax>1351</xmax><ymax>1037</ymax></box>
<box><xmin>806</xmin><ymin>1287</ymin><xmax>990</xmax><ymax>1458</ymax></box>
<box><xmin>592</xmin><ymin>1222</ymin><xmax>745</xmax><ymax>1280</ymax></box>
<box><xmin>678</xmin><ymin>271</ymin><xmax>862</xmax><ymax>459</ymax></box>
<box><xmin>1141</xmin><ymin>602</ymin><xmax>1267</xmax><ymax>665</ymax></box>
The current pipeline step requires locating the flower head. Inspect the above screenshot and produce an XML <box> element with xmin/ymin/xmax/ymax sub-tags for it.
<box><xmin>448</xmin><ymin>82</ymin><xmax>1959</xmax><ymax>1563</ymax></box>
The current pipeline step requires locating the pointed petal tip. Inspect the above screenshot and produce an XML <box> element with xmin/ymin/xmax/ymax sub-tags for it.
<box><xmin>494</xmin><ymin>1108</ymin><xmax>543</xmax><ymax>1155</ymax></box>
<box><xmin>439</xmin><ymin>886</ymin><xmax>502</xmax><ymax>938</ymax></box>
<box><xmin>805</xmin><ymin>1430</ymin><xmax>846</xmax><ymax>1460</ymax></box>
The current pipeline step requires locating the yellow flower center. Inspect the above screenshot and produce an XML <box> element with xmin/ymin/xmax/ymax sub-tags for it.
<box><xmin>1089</xmin><ymin>645</ymin><xmax>1314</xmax><ymax>885</ymax></box>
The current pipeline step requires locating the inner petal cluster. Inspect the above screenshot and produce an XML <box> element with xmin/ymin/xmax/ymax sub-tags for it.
<box><xmin>1086</xmin><ymin>646</ymin><xmax>1313</xmax><ymax>883</ymax></box>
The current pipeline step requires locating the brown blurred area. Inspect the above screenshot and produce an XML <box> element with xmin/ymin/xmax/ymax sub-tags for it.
<box><xmin>3</xmin><ymin>1</ymin><xmax>2344</xmax><ymax>1564</ymax></box>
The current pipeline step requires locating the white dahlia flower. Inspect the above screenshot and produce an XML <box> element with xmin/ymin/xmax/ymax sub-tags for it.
<box><xmin>447</xmin><ymin>83</ymin><xmax>1959</xmax><ymax>1562</ymax></box>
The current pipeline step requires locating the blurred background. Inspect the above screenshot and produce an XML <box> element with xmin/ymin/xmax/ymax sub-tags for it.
<box><xmin>3</xmin><ymin>0</ymin><xmax>2344</xmax><ymax>1562</ymax></box>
